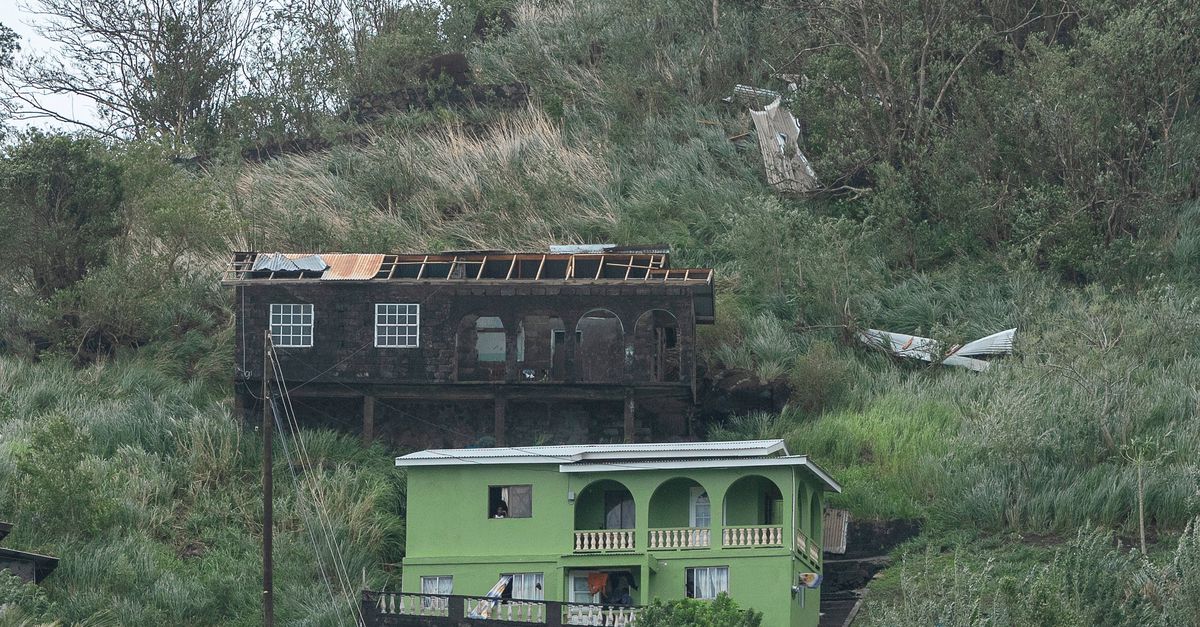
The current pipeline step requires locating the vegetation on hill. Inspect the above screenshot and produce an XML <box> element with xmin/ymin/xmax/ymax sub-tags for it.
<box><xmin>0</xmin><ymin>0</ymin><xmax>1198</xmax><ymax>624</ymax></box>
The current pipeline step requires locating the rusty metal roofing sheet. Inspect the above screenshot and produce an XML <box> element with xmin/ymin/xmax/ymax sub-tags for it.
<box><xmin>823</xmin><ymin>508</ymin><xmax>850</xmax><ymax>554</ymax></box>
<box><xmin>319</xmin><ymin>253</ymin><xmax>385</xmax><ymax>280</ymax></box>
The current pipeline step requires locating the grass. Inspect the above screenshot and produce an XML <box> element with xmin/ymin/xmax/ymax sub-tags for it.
<box><xmin>0</xmin><ymin>358</ymin><xmax>403</xmax><ymax>625</ymax></box>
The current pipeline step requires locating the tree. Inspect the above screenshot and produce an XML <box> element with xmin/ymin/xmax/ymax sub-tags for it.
<box><xmin>0</xmin><ymin>132</ymin><xmax>124</xmax><ymax>298</ymax></box>
<box><xmin>0</xmin><ymin>23</ymin><xmax>19</xmax><ymax>139</ymax></box>
<box><xmin>1122</xmin><ymin>433</ymin><xmax>1173</xmax><ymax>555</ymax></box>
<box><xmin>1</xmin><ymin>0</ymin><xmax>257</xmax><ymax>151</ymax></box>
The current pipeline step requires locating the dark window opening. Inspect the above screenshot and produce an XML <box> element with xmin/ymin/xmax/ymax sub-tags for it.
<box><xmin>489</xmin><ymin>485</ymin><xmax>532</xmax><ymax>518</ymax></box>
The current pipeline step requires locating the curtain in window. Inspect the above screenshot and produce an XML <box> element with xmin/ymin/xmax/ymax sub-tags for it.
<box><xmin>507</xmin><ymin>485</ymin><xmax>533</xmax><ymax>518</ymax></box>
<box><xmin>511</xmin><ymin>573</ymin><xmax>544</xmax><ymax>600</ymax></box>
<box><xmin>691</xmin><ymin>567</ymin><xmax>728</xmax><ymax>599</ymax></box>
<box><xmin>693</xmin><ymin>491</ymin><xmax>711</xmax><ymax>527</ymax></box>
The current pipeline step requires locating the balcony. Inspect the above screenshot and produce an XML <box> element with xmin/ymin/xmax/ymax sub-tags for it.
<box><xmin>362</xmin><ymin>591</ymin><xmax>642</xmax><ymax>627</ymax></box>
<box><xmin>722</xmin><ymin>525</ymin><xmax>784</xmax><ymax>548</ymax></box>
<box><xmin>647</xmin><ymin>527</ymin><xmax>709</xmax><ymax>550</ymax></box>
<box><xmin>574</xmin><ymin>529</ymin><xmax>636</xmax><ymax>552</ymax></box>
<box><xmin>795</xmin><ymin>528</ymin><xmax>821</xmax><ymax>564</ymax></box>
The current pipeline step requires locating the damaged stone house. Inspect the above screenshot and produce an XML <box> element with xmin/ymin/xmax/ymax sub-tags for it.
<box><xmin>223</xmin><ymin>246</ymin><xmax>714</xmax><ymax>447</ymax></box>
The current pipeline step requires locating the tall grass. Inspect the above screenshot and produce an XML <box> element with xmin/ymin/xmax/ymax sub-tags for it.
<box><xmin>0</xmin><ymin>357</ymin><xmax>402</xmax><ymax>625</ymax></box>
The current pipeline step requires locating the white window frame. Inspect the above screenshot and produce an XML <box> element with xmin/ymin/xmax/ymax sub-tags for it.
<box><xmin>503</xmin><ymin>572</ymin><xmax>544</xmax><ymax>601</ymax></box>
<box><xmin>569</xmin><ymin>574</ymin><xmax>600</xmax><ymax>604</ymax></box>
<box><xmin>270</xmin><ymin>304</ymin><xmax>313</xmax><ymax>348</ymax></box>
<box><xmin>689</xmin><ymin>487</ymin><xmax>711</xmax><ymax>528</ymax></box>
<box><xmin>686</xmin><ymin>566</ymin><xmax>729</xmax><ymax>600</ymax></box>
<box><xmin>375</xmin><ymin>303</ymin><xmax>420</xmax><ymax>348</ymax></box>
<box><xmin>421</xmin><ymin>575</ymin><xmax>453</xmax><ymax>610</ymax></box>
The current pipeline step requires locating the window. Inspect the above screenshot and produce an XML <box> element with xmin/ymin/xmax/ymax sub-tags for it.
<box><xmin>569</xmin><ymin>575</ymin><xmax>599</xmax><ymax>604</ymax></box>
<box><xmin>421</xmin><ymin>575</ymin><xmax>452</xmax><ymax>610</ymax></box>
<box><xmin>476</xmin><ymin>317</ymin><xmax>506</xmax><ymax>362</ymax></box>
<box><xmin>690</xmin><ymin>487</ymin><xmax>711</xmax><ymax>528</ymax></box>
<box><xmin>502</xmin><ymin>573</ymin><xmax>544</xmax><ymax>601</ymax></box>
<box><xmin>376</xmin><ymin>304</ymin><xmax>419</xmax><ymax>348</ymax></box>
<box><xmin>686</xmin><ymin>566</ymin><xmax>729</xmax><ymax>600</ymax></box>
<box><xmin>488</xmin><ymin>485</ymin><xmax>532</xmax><ymax>518</ymax></box>
<box><xmin>270</xmin><ymin>304</ymin><xmax>313</xmax><ymax>347</ymax></box>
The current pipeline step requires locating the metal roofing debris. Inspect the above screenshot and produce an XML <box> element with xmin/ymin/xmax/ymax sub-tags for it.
<box><xmin>750</xmin><ymin>98</ymin><xmax>818</xmax><ymax>194</ymax></box>
<box><xmin>319</xmin><ymin>253</ymin><xmax>386</xmax><ymax>280</ymax></box>
<box><xmin>823</xmin><ymin>508</ymin><xmax>850</xmax><ymax>554</ymax></box>
<box><xmin>250</xmin><ymin>252</ymin><xmax>327</xmax><ymax>273</ymax></box>
<box><xmin>724</xmin><ymin>84</ymin><xmax>782</xmax><ymax>107</ymax></box>
<box><xmin>859</xmin><ymin>328</ymin><xmax>1016</xmax><ymax>371</ymax></box>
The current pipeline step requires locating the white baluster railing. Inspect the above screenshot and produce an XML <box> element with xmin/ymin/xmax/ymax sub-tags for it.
<box><xmin>721</xmin><ymin>525</ymin><xmax>784</xmax><ymax>547</ymax></box>
<box><xmin>574</xmin><ymin>529</ymin><xmax>636</xmax><ymax>552</ymax></box>
<box><xmin>648</xmin><ymin>527</ymin><xmax>710</xmax><ymax>549</ymax></box>
<box><xmin>564</xmin><ymin>604</ymin><xmax>642</xmax><ymax>625</ymax></box>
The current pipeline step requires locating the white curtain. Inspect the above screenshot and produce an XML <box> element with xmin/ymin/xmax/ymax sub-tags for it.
<box><xmin>511</xmin><ymin>573</ymin><xmax>544</xmax><ymax>600</ymax></box>
<box><xmin>694</xmin><ymin>567</ymin><xmax>728</xmax><ymax>599</ymax></box>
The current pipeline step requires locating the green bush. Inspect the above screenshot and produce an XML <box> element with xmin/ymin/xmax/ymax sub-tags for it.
<box><xmin>636</xmin><ymin>593</ymin><xmax>762</xmax><ymax>627</ymax></box>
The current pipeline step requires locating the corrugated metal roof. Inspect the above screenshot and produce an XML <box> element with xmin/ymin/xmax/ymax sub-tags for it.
<box><xmin>319</xmin><ymin>253</ymin><xmax>385</xmax><ymax>280</ymax></box>
<box><xmin>251</xmin><ymin>252</ymin><xmax>327</xmax><ymax>273</ymax></box>
<box><xmin>396</xmin><ymin>439</ymin><xmax>788</xmax><ymax>466</ymax></box>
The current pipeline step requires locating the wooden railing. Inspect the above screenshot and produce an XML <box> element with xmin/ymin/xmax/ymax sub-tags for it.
<box><xmin>795</xmin><ymin>528</ymin><xmax>821</xmax><ymax>564</ymax></box>
<box><xmin>648</xmin><ymin>527</ymin><xmax>710</xmax><ymax>549</ymax></box>
<box><xmin>722</xmin><ymin>525</ymin><xmax>784</xmax><ymax>548</ymax></box>
<box><xmin>574</xmin><ymin>529</ymin><xmax>636</xmax><ymax>552</ymax></box>
<box><xmin>362</xmin><ymin>592</ymin><xmax>641</xmax><ymax>627</ymax></box>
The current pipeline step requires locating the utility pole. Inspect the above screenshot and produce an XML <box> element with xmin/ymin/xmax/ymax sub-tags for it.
<box><xmin>262</xmin><ymin>330</ymin><xmax>274</xmax><ymax>627</ymax></box>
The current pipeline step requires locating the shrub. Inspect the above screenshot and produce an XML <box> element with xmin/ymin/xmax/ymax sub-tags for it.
<box><xmin>636</xmin><ymin>593</ymin><xmax>762</xmax><ymax>627</ymax></box>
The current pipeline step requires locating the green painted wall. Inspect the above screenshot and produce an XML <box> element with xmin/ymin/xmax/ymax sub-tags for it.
<box><xmin>401</xmin><ymin>462</ymin><xmax>830</xmax><ymax>627</ymax></box>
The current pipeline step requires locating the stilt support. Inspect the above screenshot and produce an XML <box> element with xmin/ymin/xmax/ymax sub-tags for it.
<box><xmin>362</xmin><ymin>395</ymin><xmax>376</xmax><ymax>445</ymax></box>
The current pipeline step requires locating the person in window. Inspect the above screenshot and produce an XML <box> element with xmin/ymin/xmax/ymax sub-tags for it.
<box><xmin>614</xmin><ymin>586</ymin><xmax>632</xmax><ymax>606</ymax></box>
<box><xmin>494</xmin><ymin>502</ymin><xmax>508</xmax><ymax>518</ymax></box>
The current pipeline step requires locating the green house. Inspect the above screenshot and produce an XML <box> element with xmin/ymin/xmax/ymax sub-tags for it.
<box><xmin>392</xmin><ymin>439</ymin><xmax>841</xmax><ymax>626</ymax></box>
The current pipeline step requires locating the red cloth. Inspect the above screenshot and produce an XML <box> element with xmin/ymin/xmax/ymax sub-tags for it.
<box><xmin>587</xmin><ymin>572</ymin><xmax>609</xmax><ymax>595</ymax></box>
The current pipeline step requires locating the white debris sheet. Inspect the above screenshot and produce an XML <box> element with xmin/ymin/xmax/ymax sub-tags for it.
<box><xmin>858</xmin><ymin>328</ymin><xmax>1016</xmax><ymax>371</ymax></box>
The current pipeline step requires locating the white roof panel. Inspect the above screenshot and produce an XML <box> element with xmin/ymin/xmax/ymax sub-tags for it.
<box><xmin>395</xmin><ymin>440</ymin><xmax>788</xmax><ymax>467</ymax></box>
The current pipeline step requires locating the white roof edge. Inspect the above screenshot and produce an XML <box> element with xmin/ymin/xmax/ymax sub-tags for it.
<box><xmin>558</xmin><ymin>456</ymin><xmax>842</xmax><ymax>493</ymax></box>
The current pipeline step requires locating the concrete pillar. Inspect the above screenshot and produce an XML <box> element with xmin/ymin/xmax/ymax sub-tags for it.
<box><xmin>494</xmin><ymin>393</ymin><xmax>508</xmax><ymax>446</ymax></box>
<box><xmin>362</xmin><ymin>395</ymin><xmax>376</xmax><ymax>445</ymax></box>
<box><xmin>623</xmin><ymin>389</ymin><xmax>636</xmax><ymax>444</ymax></box>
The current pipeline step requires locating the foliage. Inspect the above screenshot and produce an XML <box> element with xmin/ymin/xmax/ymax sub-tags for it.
<box><xmin>636</xmin><ymin>593</ymin><xmax>762</xmax><ymax>627</ymax></box>
<box><xmin>12</xmin><ymin>414</ymin><xmax>115</xmax><ymax>536</ymax></box>
<box><xmin>0</xmin><ymin>569</ymin><xmax>55</xmax><ymax>622</ymax></box>
<box><xmin>864</xmin><ymin>520</ymin><xmax>1200</xmax><ymax>627</ymax></box>
<box><xmin>0</xmin><ymin>132</ymin><xmax>123</xmax><ymax>298</ymax></box>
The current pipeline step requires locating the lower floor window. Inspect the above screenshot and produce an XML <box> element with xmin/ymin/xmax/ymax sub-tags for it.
<box><xmin>686</xmin><ymin>566</ymin><xmax>729</xmax><ymax>600</ymax></box>
<box><xmin>503</xmin><ymin>572</ymin><xmax>544</xmax><ymax>600</ymax></box>
<box><xmin>421</xmin><ymin>575</ymin><xmax>453</xmax><ymax>610</ymax></box>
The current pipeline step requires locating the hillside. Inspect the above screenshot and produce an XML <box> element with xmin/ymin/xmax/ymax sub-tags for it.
<box><xmin>1</xmin><ymin>0</ymin><xmax>1200</xmax><ymax>624</ymax></box>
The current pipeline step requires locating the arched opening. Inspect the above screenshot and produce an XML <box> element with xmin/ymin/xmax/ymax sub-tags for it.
<box><xmin>810</xmin><ymin>491</ymin><xmax>822</xmax><ymax>540</ymax></box>
<box><xmin>516</xmin><ymin>315</ymin><xmax>566</xmax><ymax>381</ymax></box>
<box><xmin>456</xmin><ymin>315</ymin><xmax>506</xmax><ymax>381</ymax></box>
<box><xmin>648</xmin><ymin>477</ymin><xmax>711</xmax><ymax>549</ymax></box>
<box><xmin>722</xmin><ymin>475</ymin><xmax>784</xmax><ymax>526</ymax></box>
<box><xmin>574</xmin><ymin>309</ymin><xmax>625</xmax><ymax>382</ymax></box>
<box><xmin>634</xmin><ymin>310</ymin><xmax>679</xmax><ymax>382</ymax></box>
<box><xmin>574</xmin><ymin>479</ymin><xmax>635</xmax><ymax>530</ymax></box>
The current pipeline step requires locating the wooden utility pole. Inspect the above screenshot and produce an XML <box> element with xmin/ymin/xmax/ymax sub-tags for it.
<box><xmin>262</xmin><ymin>331</ymin><xmax>274</xmax><ymax>627</ymax></box>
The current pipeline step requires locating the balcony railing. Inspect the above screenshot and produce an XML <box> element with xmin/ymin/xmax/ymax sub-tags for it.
<box><xmin>362</xmin><ymin>591</ymin><xmax>642</xmax><ymax>627</ymax></box>
<box><xmin>648</xmin><ymin>527</ymin><xmax>710</xmax><ymax>550</ymax></box>
<box><xmin>574</xmin><ymin>529</ymin><xmax>635</xmax><ymax>552</ymax></box>
<box><xmin>795</xmin><ymin>528</ymin><xmax>821</xmax><ymax>564</ymax></box>
<box><xmin>722</xmin><ymin>525</ymin><xmax>784</xmax><ymax>548</ymax></box>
